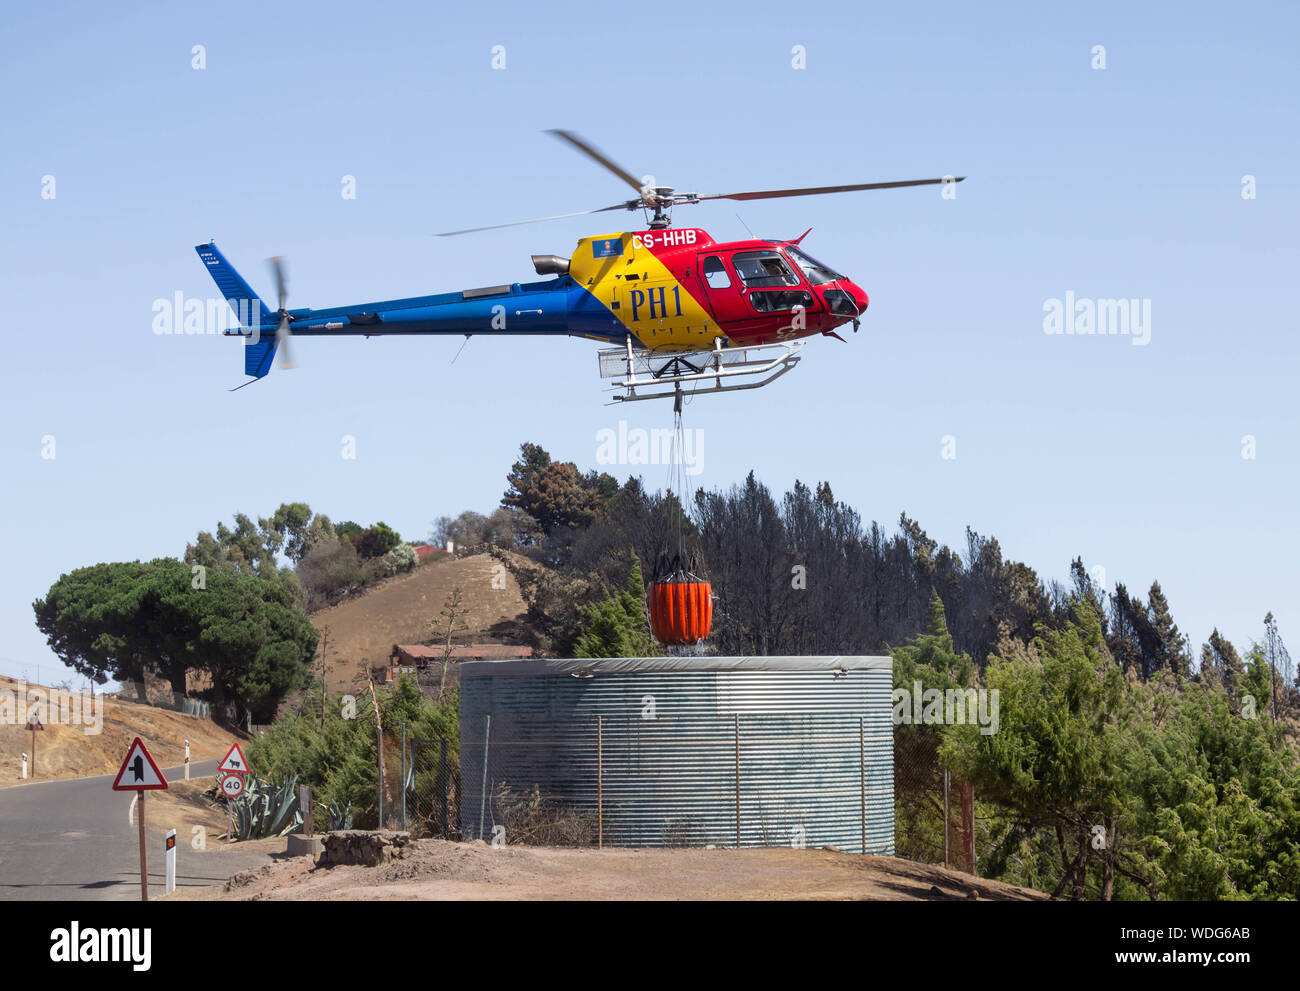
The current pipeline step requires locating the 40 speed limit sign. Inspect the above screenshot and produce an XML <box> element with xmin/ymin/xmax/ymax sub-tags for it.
<box><xmin>220</xmin><ymin>773</ymin><xmax>245</xmax><ymax>799</ymax></box>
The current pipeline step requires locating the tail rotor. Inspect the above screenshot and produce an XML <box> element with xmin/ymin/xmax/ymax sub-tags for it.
<box><xmin>267</xmin><ymin>256</ymin><xmax>295</xmax><ymax>370</ymax></box>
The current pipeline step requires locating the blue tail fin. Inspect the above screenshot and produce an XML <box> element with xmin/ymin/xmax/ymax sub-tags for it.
<box><xmin>195</xmin><ymin>242</ymin><xmax>278</xmax><ymax>379</ymax></box>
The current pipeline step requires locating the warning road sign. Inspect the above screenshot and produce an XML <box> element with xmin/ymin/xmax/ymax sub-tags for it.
<box><xmin>111</xmin><ymin>737</ymin><xmax>168</xmax><ymax>791</ymax></box>
<box><xmin>220</xmin><ymin>774</ymin><xmax>245</xmax><ymax>799</ymax></box>
<box><xmin>218</xmin><ymin>742</ymin><xmax>249</xmax><ymax>775</ymax></box>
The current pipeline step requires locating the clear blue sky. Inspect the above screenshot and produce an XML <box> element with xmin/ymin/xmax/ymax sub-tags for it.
<box><xmin>2</xmin><ymin>0</ymin><xmax>1297</xmax><ymax>684</ymax></box>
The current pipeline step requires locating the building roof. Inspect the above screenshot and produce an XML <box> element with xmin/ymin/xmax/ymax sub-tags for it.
<box><xmin>460</xmin><ymin>655</ymin><xmax>891</xmax><ymax>677</ymax></box>
<box><xmin>392</xmin><ymin>644</ymin><xmax>534</xmax><ymax>662</ymax></box>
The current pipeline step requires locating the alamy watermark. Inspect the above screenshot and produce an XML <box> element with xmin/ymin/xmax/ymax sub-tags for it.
<box><xmin>596</xmin><ymin>420</ymin><xmax>704</xmax><ymax>476</ymax></box>
<box><xmin>892</xmin><ymin>681</ymin><xmax>999</xmax><ymax>735</ymax></box>
<box><xmin>1</xmin><ymin>682</ymin><xmax>104</xmax><ymax>735</ymax></box>
<box><xmin>152</xmin><ymin>292</ymin><xmax>259</xmax><ymax>338</ymax></box>
<box><xmin>1043</xmin><ymin>291</ymin><xmax>1150</xmax><ymax>346</ymax></box>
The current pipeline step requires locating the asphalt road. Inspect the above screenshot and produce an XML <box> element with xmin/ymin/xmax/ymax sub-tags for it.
<box><xmin>0</xmin><ymin>759</ymin><xmax>276</xmax><ymax>901</ymax></box>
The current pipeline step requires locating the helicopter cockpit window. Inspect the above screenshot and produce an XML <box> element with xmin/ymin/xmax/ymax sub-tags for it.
<box><xmin>731</xmin><ymin>251</ymin><xmax>800</xmax><ymax>289</ymax></box>
<box><xmin>749</xmin><ymin>289</ymin><xmax>815</xmax><ymax>313</ymax></box>
<box><xmin>702</xmin><ymin>255</ymin><xmax>732</xmax><ymax>289</ymax></box>
<box><xmin>784</xmin><ymin>246</ymin><xmax>843</xmax><ymax>286</ymax></box>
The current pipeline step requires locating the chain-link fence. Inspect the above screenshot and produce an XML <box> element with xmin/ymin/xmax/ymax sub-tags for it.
<box><xmin>404</xmin><ymin>737</ymin><xmax>461</xmax><ymax>838</ymax></box>
<box><xmin>893</xmin><ymin>725</ymin><xmax>977</xmax><ymax>873</ymax></box>
<box><xmin>377</xmin><ymin>717</ymin><xmax>977</xmax><ymax>869</ymax></box>
<box><xmin>368</xmin><ymin>728</ymin><xmax>461</xmax><ymax>835</ymax></box>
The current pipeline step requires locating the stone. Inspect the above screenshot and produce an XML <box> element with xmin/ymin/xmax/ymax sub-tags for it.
<box><xmin>316</xmin><ymin>830</ymin><xmax>414</xmax><ymax>868</ymax></box>
<box><xmin>286</xmin><ymin>834</ymin><xmax>323</xmax><ymax>857</ymax></box>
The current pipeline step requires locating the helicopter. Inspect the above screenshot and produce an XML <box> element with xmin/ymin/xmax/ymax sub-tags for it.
<box><xmin>197</xmin><ymin>130</ymin><xmax>962</xmax><ymax>402</ymax></box>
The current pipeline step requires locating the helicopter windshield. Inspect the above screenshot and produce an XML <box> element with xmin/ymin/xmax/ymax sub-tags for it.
<box><xmin>731</xmin><ymin>251</ymin><xmax>800</xmax><ymax>288</ymax></box>
<box><xmin>784</xmin><ymin>246</ymin><xmax>844</xmax><ymax>286</ymax></box>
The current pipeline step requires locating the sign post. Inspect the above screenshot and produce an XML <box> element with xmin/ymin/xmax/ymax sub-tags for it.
<box><xmin>164</xmin><ymin>829</ymin><xmax>177</xmax><ymax>894</ymax></box>
<box><xmin>218</xmin><ymin>743</ymin><xmax>249</xmax><ymax>843</ymax></box>
<box><xmin>111</xmin><ymin>737</ymin><xmax>168</xmax><ymax>901</ymax></box>
<box><xmin>26</xmin><ymin>715</ymin><xmax>43</xmax><ymax>777</ymax></box>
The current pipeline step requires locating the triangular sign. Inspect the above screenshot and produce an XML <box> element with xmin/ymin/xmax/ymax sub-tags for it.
<box><xmin>111</xmin><ymin>737</ymin><xmax>168</xmax><ymax>791</ymax></box>
<box><xmin>218</xmin><ymin>742</ymin><xmax>249</xmax><ymax>775</ymax></box>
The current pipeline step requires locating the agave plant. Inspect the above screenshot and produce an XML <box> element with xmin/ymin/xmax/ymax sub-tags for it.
<box><xmin>326</xmin><ymin>798</ymin><xmax>353</xmax><ymax>831</ymax></box>
<box><xmin>217</xmin><ymin>773</ymin><xmax>303</xmax><ymax>840</ymax></box>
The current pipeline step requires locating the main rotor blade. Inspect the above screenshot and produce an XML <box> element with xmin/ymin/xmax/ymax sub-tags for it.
<box><xmin>546</xmin><ymin>129</ymin><xmax>647</xmax><ymax>195</ymax></box>
<box><xmin>436</xmin><ymin>202</ymin><xmax>632</xmax><ymax>237</ymax></box>
<box><xmin>693</xmin><ymin>177</ymin><xmax>965</xmax><ymax>203</ymax></box>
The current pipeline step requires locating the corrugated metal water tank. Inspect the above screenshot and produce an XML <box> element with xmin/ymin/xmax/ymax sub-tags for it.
<box><xmin>460</xmin><ymin>655</ymin><xmax>893</xmax><ymax>854</ymax></box>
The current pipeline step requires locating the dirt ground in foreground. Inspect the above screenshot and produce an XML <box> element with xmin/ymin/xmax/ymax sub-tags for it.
<box><xmin>0</xmin><ymin>675</ymin><xmax>243</xmax><ymax>787</ymax></box>
<box><xmin>175</xmin><ymin>840</ymin><xmax>1047</xmax><ymax>901</ymax></box>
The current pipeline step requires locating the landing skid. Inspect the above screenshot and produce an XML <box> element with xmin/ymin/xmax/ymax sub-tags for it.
<box><xmin>598</xmin><ymin>337</ymin><xmax>804</xmax><ymax>404</ymax></box>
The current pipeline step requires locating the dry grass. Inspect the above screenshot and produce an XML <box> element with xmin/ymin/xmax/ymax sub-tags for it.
<box><xmin>0</xmin><ymin>674</ymin><xmax>244</xmax><ymax>787</ymax></box>
<box><xmin>310</xmin><ymin>554</ymin><xmax>530</xmax><ymax>694</ymax></box>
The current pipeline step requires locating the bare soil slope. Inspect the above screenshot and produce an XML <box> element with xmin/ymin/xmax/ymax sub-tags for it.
<box><xmin>312</xmin><ymin>554</ymin><xmax>530</xmax><ymax>693</ymax></box>
<box><xmin>0</xmin><ymin>674</ymin><xmax>242</xmax><ymax>787</ymax></box>
<box><xmin>181</xmin><ymin>840</ymin><xmax>1045</xmax><ymax>901</ymax></box>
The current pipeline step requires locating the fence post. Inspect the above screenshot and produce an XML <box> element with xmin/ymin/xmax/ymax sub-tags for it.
<box><xmin>439</xmin><ymin>737</ymin><xmax>448</xmax><ymax>837</ymax></box>
<box><xmin>478</xmin><ymin>715</ymin><xmax>491</xmax><ymax>841</ymax></box>
<box><xmin>597</xmin><ymin>715</ymin><xmax>603</xmax><ymax>850</ymax></box>
<box><xmin>400</xmin><ymin>722</ymin><xmax>407</xmax><ymax>833</ymax></box>
<box><xmin>960</xmin><ymin>780</ymin><xmax>976</xmax><ymax>875</ymax></box>
<box><xmin>859</xmin><ymin>716</ymin><xmax>867</xmax><ymax>855</ymax></box>
<box><xmin>369</xmin><ymin>678</ymin><xmax>384</xmax><ymax>829</ymax></box>
<box><xmin>734</xmin><ymin>713</ymin><xmax>741</xmax><ymax>849</ymax></box>
<box><xmin>943</xmin><ymin>767</ymin><xmax>951</xmax><ymax>869</ymax></box>
<box><xmin>300</xmin><ymin>785</ymin><xmax>314</xmax><ymax>836</ymax></box>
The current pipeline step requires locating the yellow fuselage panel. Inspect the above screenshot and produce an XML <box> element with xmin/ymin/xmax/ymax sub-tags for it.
<box><xmin>569</xmin><ymin>233</ymin><xmax>726</xmax><ymax>352</ymax></box>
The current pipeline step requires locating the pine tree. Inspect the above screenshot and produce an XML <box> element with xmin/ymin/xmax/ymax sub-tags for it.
<box><xmin>574</xmin><ymin>553</ymin><xmax>658</xmax><ymax>658</ymax></box>
<box><xmin>892</xmin><ymin>590</ymin><xmax>975</xmax><ymax>690</ymax></box>
<box><xmin>1069</xmin><ymin>558</ymin><xmax>1107</xmax><ymax>630</ymax></box>
<box><xmin>1202</xmin><ymin>628</ymin><xmax>1245</xmax><ymax>697</ymax></box>
<box><xmin>926</xmin><ymin>591</ymin><xmax>948</xmax><ymax>638</ymax></box>
<box><xmin>1106</xmin><ymin>584</ymin><xmax>1144</xmax><ymax>675</ymax></box>
<box><xmin>1262</xmin><ymin>612</ymin><xmax>1293</xmax><ymax>721</ymax></box>
<box><xmin>1147</xmin><ymin>582</ymin><xmax>1190</xmax><ymax>678</ymax></box>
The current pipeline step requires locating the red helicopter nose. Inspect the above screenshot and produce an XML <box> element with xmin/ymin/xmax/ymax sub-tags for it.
<box><xmin>845</xmin><ymin>281</ymin><xmax>869</xmax><ymax>312</ymax></box>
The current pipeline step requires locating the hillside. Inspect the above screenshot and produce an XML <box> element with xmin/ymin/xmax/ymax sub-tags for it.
<box><xmin>312</xmin><ymin>553</ymin><xmax>531</xmax><ymax>694</ymax></box>
<box><xmin>0</xmin><ymin>674</ymin><xmax>243</xmax><ymax>787</ymax></box>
